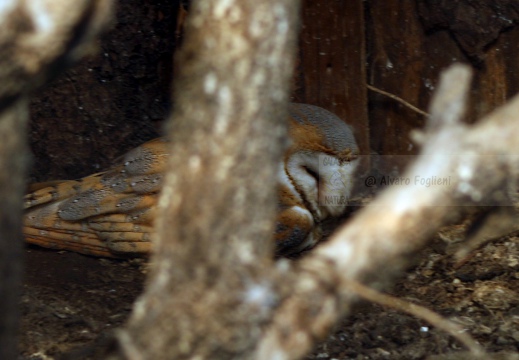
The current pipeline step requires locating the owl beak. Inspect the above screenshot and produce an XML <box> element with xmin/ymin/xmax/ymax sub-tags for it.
<box><xmin>317</xmin><ymin>159</ymin><xmax>359</xmax><ymax>217</ymax></box>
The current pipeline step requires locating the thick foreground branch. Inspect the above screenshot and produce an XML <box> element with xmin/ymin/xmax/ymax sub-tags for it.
<box><xmin>118</xmin><ymin>1</ymin><xmax>300</xmax><ymax>359</ymax></box>
<box><xmin>0</xmin><ymin>2</ymin><xmax>112</xmax><ymax>358</ymax></box>
<box><xmin>257</xmin><ymin>65</ymin><xmax>519</xmax><ymax>359</ymax></box>
<box><xmin>0</xmin><ymin>0</ymin><xmax>113</xmax><ymax>111</ymax></box>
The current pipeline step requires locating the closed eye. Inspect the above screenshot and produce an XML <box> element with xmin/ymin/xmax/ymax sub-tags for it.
<box><xmin>303</xmin><ymin>166</ymin><xmax>319</xmax><ymax>182</ymax></box>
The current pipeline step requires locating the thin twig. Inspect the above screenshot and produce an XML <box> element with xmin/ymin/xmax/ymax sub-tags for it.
<box><xmin>367</xmin><ymin>84</ymin><xmax>429</xmax><ymax>117</ymax></box>
<box><xmin>347</xmin><ymin>280</ymin><xmax>486</xmax><ymax>357</ymax></box>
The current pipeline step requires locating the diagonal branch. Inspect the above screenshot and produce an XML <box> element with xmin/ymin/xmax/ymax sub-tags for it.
<box><xmin>257</xmin><ymin>64</ymin><xmax>519</xmax><ymax>359</ymax></box>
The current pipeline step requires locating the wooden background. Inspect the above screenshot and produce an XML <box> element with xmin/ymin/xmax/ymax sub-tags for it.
<box><xmin>28</xmin><ymin>0</ymin><xmax>519</xmax><ymax>182</ymax></box>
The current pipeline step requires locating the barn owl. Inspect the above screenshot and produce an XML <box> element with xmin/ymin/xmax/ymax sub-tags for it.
<box><xmin>24</xmin><ymin>103</ymin><xmax>359</xmax><ymax>258</ymax></box>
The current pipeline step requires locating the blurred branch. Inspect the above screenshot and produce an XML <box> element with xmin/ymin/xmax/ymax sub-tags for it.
<box><xmin>118</xmin><ymin>0</ymin><xmax>300</xmax><ymax>359</ymax></box>
<box><xmin>258</xmin><ymin>64</ymin><xmax>519</xmax><ymax>359</ymax></box>
<box><xmin>0</xmin><ymin>0</ymin><xmax>113</xmax><ymax>111</ymax></box>
<box><xmin>0</xmin><ymin>1</ymin><xmax>112</xmax><ymax>358</ymax></box>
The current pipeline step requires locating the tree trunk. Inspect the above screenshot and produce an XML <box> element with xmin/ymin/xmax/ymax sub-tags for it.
<box><xmin>117</xmin><ymin>0</ymin><xmax>301</xmax><ymax>359</ymax></box>
<box><xmin>0</xmin><ymin>101</ymin><xmax>28</xmax><ymax>360</ymax></box>
<box><xmin>0</xmin><ymin>2</ymin><xmax>113</xmax><ymax>358</ymax></box>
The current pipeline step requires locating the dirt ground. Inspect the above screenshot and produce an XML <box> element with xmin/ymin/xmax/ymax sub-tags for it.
<box><xmin>17</xmin><ymin>223</ymin><xmax>519</xmax><ymax>360</ymax></box>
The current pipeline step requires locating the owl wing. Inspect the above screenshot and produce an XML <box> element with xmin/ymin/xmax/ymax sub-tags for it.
<box><xmin>24</xmin><ymin>138</ymin><xmax>168</xmax><ymax>257</ymax></box>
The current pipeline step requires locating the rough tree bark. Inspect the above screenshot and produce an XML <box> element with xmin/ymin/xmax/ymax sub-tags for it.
<box><xmin>0</xmin><ymin>2</ymin><xmax>112</xmax><ymax>359</ymax></box>
<box><xmin>0</xmin><ymin>100</ymin><xmax>29</xmax><ymax>360</ymax></box>
<box><xmin>115</xmin><ymin>0</ymin><xmax>301</xmax><ymax>359</ymax></box>
<box><xmin>256</xmin><ymin>65</ymin><xmax>519</xmax><ymax>359</ymax></box>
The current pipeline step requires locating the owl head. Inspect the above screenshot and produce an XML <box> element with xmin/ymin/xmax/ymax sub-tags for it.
<box><xmin>286</xmin><ymin>103</ymin><xmax>360</xmax><ymax>221</ymax></box>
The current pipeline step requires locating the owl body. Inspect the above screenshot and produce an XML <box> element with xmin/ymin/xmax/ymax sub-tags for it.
<box><xmin>24</xmin><ymin>104</ymin><xmax>359</xmax><ymax>258</ymax></box>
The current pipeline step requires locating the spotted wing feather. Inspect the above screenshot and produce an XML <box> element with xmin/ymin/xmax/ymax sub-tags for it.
<box><xmin>24</xmin><ymin>138</ymin><xmax>168</xmax><ymax>257</ymax></box>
